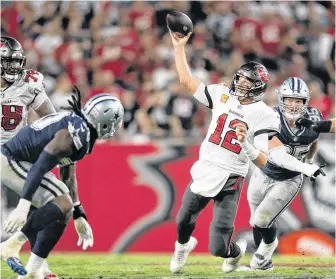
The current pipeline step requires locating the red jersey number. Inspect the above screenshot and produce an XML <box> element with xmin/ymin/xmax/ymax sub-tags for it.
<box><xmin>25</xmin><ymin>70</ymin><xmax>39</xmax><ymax>83</ymax></box>
<box><xmin>209</xmin><ymin>113</ymin><xmax>247</xmax><ymax>154</ymax></box>
<box><xmin>1</xmin><ymin>105</ymin><xmax>23</xmax><ymax>131</ymax></box>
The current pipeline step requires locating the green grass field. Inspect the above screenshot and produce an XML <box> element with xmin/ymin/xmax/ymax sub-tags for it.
<box><xmin>1</xmin><ymin>253</ymin><xmax>335</xmax><ymax>279</ymax></box>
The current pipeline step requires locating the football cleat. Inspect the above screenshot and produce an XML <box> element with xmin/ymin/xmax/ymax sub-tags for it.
<box><xmin>222</xmin><ymin>239</ymin><xmax>247</xmax><ymax>273</ymax></box>
<box><xmin>6</xmin><ymin>257</ymin><xmax>27</xmax><ymax>276</ymax></box>
<box><xmin>250</xmin><ymin>238</ymin><xmax>278</xmax><ymax>271</ymax></box>
<box><xmin>249</xmin><ymin>253</ymin><xmax>274</xmax><ymax>271</ymax></box>
<box><xmin>41</xmin><ymin>261</ymin><xmax>59</xmax><ymax>279</ymax></box>
<box><xmin>170</xmin><ymin>236</ymin><xmax>198</xmax><ymax>273</ymax></box>
<box><xmin>0</xmin><ymin>238</ymin><xmax>27</xmax><ymax>275</ymax></box>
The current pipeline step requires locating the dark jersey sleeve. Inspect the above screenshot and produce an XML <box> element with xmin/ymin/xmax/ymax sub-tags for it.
<box><xmin>306</xmin><ymin>107</ymin><xmax>324</xmax><ymax>122</ymax></box>
<box><xmin>66</xmin><ymin>116</ymin><xmax>90</xmax><ymax>152</ymax></box>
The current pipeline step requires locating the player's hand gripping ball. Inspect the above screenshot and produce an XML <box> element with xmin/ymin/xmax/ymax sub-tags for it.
<box><xmin>166</xmin><ymin>11</ymin><xmax>193</xmax><ymax>38</ymax></box>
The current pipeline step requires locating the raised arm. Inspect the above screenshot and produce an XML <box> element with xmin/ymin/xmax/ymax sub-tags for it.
<box><xmin>170</xmin><ymin>32</ymin><xmax>201</xmax><ymax>94</ymax></box>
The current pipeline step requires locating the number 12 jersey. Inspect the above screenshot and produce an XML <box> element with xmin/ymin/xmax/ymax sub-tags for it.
<box><xmin>193</xmin><ymin>82</ymin><xmax>280</xmax><ymax>177</ymax></box>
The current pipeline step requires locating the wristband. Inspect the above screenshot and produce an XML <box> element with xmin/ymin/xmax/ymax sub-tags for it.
<box><xmin>73</xmin><ymin>203</ymin><xmax>87</xmax><ymax>220</ymax></box>
<box><xmin>241</xmin><ymin>140</ymin><xmax>260</xmax><ymax>161</ymax></box>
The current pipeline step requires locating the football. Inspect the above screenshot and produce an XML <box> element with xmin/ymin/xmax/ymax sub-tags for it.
<box><xmin>166</xmin><ymin>11</ymin><xmax>193</xmax><ymax>37</ymax></box>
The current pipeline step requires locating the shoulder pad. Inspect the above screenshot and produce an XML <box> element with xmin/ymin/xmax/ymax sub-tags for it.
<box><xmin>24</xmin><ymin>69</ymin><xmax>45</xmax><ymax>95</ymax></box>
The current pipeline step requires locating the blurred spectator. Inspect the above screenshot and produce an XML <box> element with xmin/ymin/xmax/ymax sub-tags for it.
<box><xmin>121</xmin><ymin>90</ymin><xmax>141</xmax><ymax>133</ymax></box>
<box><xmin>166</xmin><ymin>81</ymin><xmax>198</xmax><ymax>137</ymax></box>
<box><xmin>308</xmin><ymin>80</ymin><xmax>333</xmax><ymax>119</ymax></box>
<box><xmin>205</xmin><ymin>2</ymin><xmax>235</xmax><ymax>59</ymax></box>
<box><xmin>50</xmin><ymin>74</ymin><xmax>73</xmax><ymax>111</ymax></box>
<box><xmin>0</xmin><ymin>0</ymin><xmax>333</xmax><ymax>142</ymax></box>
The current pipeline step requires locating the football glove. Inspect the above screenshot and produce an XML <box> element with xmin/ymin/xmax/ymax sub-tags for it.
<box><xmin>74</xmin><ymin>217</ymin><xmax>94</xmax><ymax>250</ymax></box>
<box><xmin>4</xmin><ymin>199</ymin><xmax>31</xmax><ymax>234</ymax></box>
<box><xmin>295</xmin><ymin>118</ymin><xmax>332</xmax><ymax>133</ymax></box>
<box><xmin>295</xmin><ymin>117</ymin><xmax>318</xmax><ymax>131</ymax></box>
<box><xmin>302</xmin><ymin>163</ymin><xmax>326</xmax><ymax>182</ymax></box>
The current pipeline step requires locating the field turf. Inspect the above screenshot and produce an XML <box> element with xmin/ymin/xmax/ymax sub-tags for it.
<box><xmin>1</xmin><ymin>253</ymin><xmax>335</xmax><ymax>279</ymax></box>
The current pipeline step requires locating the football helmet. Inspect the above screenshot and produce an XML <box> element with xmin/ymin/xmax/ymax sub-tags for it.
<box><xmin>230</xmin><ymin>62</ymin><xmax>270</xmax><ymax>102</ymax></box>
<box><xmin>277</xmin><ymin>77</ymin><xmax>310</xmax><ymax>121</ymax></box>
<box><xmin>0</xmin><ymin>36</ymin><xmax>26</xmax><ymax>82</ymax></box>
<box><xmin>82</xmin><ymin>94</ymin><xmax>124</xmax><ymax>139</ymax></box>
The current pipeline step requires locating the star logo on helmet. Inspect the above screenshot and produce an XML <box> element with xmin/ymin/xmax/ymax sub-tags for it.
<box><xmin>0</xmin><ymin>43</ymin><xmax>4</xmax><ymax>48</ymax></box>
<box><xmin>257</xmin><ymin>67</ymin><xmax>270</xmax><ymax>82</ymax></box>
<box><xmin>113</xmin><ymin>112</ymin><xmax>120</xmax><ymax>120</ymax></box>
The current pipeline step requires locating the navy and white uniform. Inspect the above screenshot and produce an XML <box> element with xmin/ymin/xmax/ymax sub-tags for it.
<box><xmin>1</xmin><ymin>111</ymin><xmax>91</xmax><ymax>208</ymax></box>
<box><xmin>248</xmin><ymin>107</ymin><xmax>323</xmax><ymax>228</ymax></box>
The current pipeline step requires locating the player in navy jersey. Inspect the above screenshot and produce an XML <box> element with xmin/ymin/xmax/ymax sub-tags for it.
<box><xmin>0</xmin><ymin>88</ymin><xmax>124</xmax><ymax>279</ymax></box>
<box><xmin>247</xmin><ymin>77</ymin><xmax>325</xmax><ymax>271</ymax></box>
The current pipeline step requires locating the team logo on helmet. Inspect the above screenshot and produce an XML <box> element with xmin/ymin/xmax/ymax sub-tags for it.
<box><xmin>257</xmin><ymin>67</ymin><xmax>270</xmax><ymax>82</ymax></box>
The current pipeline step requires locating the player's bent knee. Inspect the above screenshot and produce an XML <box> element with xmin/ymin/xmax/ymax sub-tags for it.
<box><xmin>253</xmin><ymin>214</ymin><xmax>271</xmax><ymax>228</ymax></box>
<box><xmin>208</xmin><ymin>242</ymin><xmax>228</xmax><ymax>257</ymax></box>
<box><xmin>53</xmin><ymin>194</ymin><xmax>73</xmax><ymax>214</ymax></box>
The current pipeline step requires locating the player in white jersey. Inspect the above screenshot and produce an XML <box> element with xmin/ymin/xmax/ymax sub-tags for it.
<box><xmin>247</xmin><ymin>78</ymin><xmax>325</xmax><ymax>271</ymax></box>
<box><xmin>168</xmin><ymin>32</ymin><xmax>325</xmax><ymax>274</ymax></box>
<box><xmin>1</xmin><ymin>36</ymin><xmax>59</xmax><ymax>279</ymax></box>
<box><xmin>0</xmin><ymin>36</ymin><xmax>55</xmax><ymax>145</ymax></box>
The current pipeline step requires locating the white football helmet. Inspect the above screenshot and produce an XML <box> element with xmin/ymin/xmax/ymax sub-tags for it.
<box><xmin>277</xmin><ymin>77</ymin><xmax>310</xmax><ymax>121</ymax></box>
<box><xmin>82</xmin><ymin>94</ymin><xmax>124</xmax><ymax>139</ymax></box>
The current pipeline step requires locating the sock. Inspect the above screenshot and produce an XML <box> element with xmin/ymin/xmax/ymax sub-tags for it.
<box><xmin>255</xmin><ymin>223</ymin><xmax>277</xmax><ymax>244</ymax></box>
<box><xmin>177</xmin><ymin>222</ymin><xmax>195</xmax><ymax>244</ymax></box>
<box><xmin>225</xmin><ymin>241</ymin><xmax>241</xmax><ymax>258</ymax></box>
<box><xmin>253</xmin><ymin>226</ymin><xmax>262</xmax><ymax>247</ymax></box>
<box><xmin>32</xmin><ymin>221</ymin><xmax>67</xmax><ymax>259</ymax></box>
<box><xmin>25</xmin><ymin>252</ymin><xmax>44</xmax><ymax>273</ymax></box>
<box><xmin>25</xmin><ymin>206</ymin><xmax>38</xmax><ymax>248</ymax></box>
<box><xmin>21</xmin><ymin>203</ymin><xmax>65</xmax><ymax>240</ymax></box>
<box><xmin>14</xmin><ymin>231</ymin><xmax>28</xmax><ymax>243</ymax></box>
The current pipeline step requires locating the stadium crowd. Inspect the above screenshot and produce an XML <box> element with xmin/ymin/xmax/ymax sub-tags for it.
<box><xmin>1</xmin><ymin>1</ymin><xmax>335</xmax><ymax>142</ymax></box>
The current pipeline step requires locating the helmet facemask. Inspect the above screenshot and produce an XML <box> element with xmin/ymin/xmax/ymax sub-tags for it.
<box><xmin>230</xmin><ymin>73</ymin><xmax>266</xmax><ymax>102</ymax></box>
<box><xmin>1</xmin><ymin>57</ymin><xmax>26</xmax><ymax>82</ymax></box>
<box><xmin>280</xmin><ymin>97</ymin><xmax>307</xmax><ymax>121</ymax></box>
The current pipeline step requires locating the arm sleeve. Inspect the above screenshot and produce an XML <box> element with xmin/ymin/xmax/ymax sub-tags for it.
<box><xmin>254</xmin><ymin>109</ymin><xmax>280</xmax><ymax>139</ymax></box>
<box><xmin>28</xmin><ymin>71</ymin><xmax>49</xmax><ymax>110</ymax></box>
<box><xmin>193</xmin><ymin>83</ymin><xmax>225</xmax><ymax>109</ymax></box>
<box><xmin>253</xmin><ymin>133</ymin><xmax>269</xmax><ymax>153</ymax></box>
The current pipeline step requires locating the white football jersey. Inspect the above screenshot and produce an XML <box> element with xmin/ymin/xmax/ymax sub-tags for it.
<box><xmin>1</xmin><ymin>69</ymin><xmax>48</xmax><ymax>145</ymax></box>
<box><xmin>193</xmin><ymin>82</ymin><xmax>280</xmax><ymax>177</ymax></box>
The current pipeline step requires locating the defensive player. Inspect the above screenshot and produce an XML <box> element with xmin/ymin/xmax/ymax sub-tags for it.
<box><xmin>247</xmin><ymin>77</ymin><xmax>324</xmax><ymax>270</ymax></box>
<box><xmin>1</xmin><ymin>91</ymin><xmax>124</xmax><ymax>279</ymax></box>
<box><xmin>169</xmin><ymin>32</ymin><xmax>325</xmax><ymax>273</ymax></box>
<box><xmin>0</xmin><ymin>35</ymin><xmax>59</xmax><ymax>278</ymax></box>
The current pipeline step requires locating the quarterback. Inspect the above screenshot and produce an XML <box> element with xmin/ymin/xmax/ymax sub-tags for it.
<box><xmin>168</xmin><ymin>31</ymin><xmax>325</xmax><ymax>274</ymax></box>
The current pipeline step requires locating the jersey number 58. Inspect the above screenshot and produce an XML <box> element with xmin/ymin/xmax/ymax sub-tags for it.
<box><xmin>209</xmin><ymin>113</ymin><xmax>247</xmax><ymax>154</ymax></box>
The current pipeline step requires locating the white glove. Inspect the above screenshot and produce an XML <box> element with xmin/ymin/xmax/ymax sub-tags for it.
<box><xmin>302</xmin><ymin>163</ymin><xmax>326</xmax><ymax>181</ymax></box>
<box><xmin>74</xmin><ymin>217</ymin><xmax>94</xmax><ymax>250</ymax></box>
<box><xmin>4</xmin><ymin>199</ymin><xmax>31</xmax><ymax>234</ymax></box>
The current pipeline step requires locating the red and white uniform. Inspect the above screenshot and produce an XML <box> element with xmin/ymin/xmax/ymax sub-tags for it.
<box><xmin>191</xmin><ymin>83</ymin><xmax>280</xmax><ymax>197</ymax></box>
<box><xmin>1</xmin><ymin>69</ymin><xmax>48</xmax><ymax>144</ymax></box>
